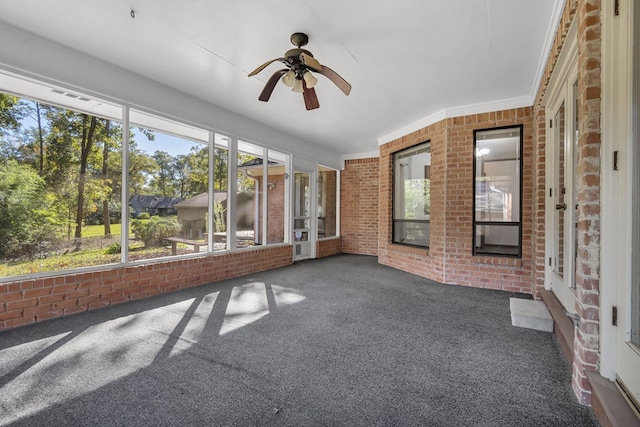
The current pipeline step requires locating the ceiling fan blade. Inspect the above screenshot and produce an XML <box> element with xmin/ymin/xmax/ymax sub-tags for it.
<box><xmin>259</xmin><ymin>69</ymin><xmax>288</xmax><ymax>102</ymax></box>
<box><xmin>300</xmin><ymin>53</ymin><xmax>322</xmax><ymax>72</ymax></box>
<box><xmin>248</xmin><ymin>58</ymin><xmax>287</xmax><ymax>77</ymax></box>
<box><xmin>317</xmin><ymin>65</ymin><xmax>352</xmax><ymax>96</ymax></box>
<box><xmin>302</xmin><ymin>81</ymin><xmax>320</xmax><ymax>110</ymax></box>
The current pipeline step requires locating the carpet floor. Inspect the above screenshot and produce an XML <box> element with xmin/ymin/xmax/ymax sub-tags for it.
<box><xmin>0</xmin><ymin>254</ymin><xmax>598</xmax><ymax>426</ymax></box>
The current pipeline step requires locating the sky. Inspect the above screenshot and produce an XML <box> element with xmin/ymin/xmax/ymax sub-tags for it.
<box><xmin>19</xmin><ymin>111</ymin><xmax>203</xmax><ymax>158</ymax></box>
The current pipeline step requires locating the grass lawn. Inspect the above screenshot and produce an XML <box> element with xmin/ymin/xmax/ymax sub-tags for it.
<box><xmin>82</xmin><ymin>223</ymin><xmax>130</xmax><ymax>238</ymax></box>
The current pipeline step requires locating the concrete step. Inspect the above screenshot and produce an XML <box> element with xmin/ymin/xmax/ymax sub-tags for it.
<box><xmin>510</xmin><ymin>298</ymin><xmax>553</xmax><ymax>333</ymax></box>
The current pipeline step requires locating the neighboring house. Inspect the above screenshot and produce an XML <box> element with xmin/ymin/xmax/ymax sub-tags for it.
<box><xmin>238</xmin><ymin>158</ymin><xmax>287</xmax><ymax>244</ymax></box>
<box><xmin>129</xmin><ymin>195</ymin><xmax>183</xmax><ymax>217</ymax></box>
<box><xmin>175</xmin><ymin>191</ymin><xmax>254</xmax><ymax>239</ymax></box>
<box><xmin>174</xmin><ymin>191</ymin><xmax>226</xmax><ymax>239</ymax></box>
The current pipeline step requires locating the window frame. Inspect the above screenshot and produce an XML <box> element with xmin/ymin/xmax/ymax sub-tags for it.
<box><xmin>317</xmin><ymin>165</ymin><xmax>339</xmax><ymax>240</ymax></box>
<box><xmin>391</xmin><ymin>141</ymin><xmax>432</xmax><ymax>249</ymax></box>
<box><xmin>0</xmin><ymin>77</ymin><xmax>292</xmax><ymax>282</ymax></box>
<box><xmin>472</xmin><ymin>124</ymin><xmax>524</xmax><ymax>258</ymax></box>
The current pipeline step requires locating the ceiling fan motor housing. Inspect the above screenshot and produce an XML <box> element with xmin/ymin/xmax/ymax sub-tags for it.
<box><xmin>290</xmin><ymin>32</ymin><xmax>309</xmax><ymax>47</ymax></box>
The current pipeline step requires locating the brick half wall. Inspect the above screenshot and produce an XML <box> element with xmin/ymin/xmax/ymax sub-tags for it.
<box><xmin>0</xmin><ymin>245</ymin><xmax>292</xmax><ymax>331</ymax></box>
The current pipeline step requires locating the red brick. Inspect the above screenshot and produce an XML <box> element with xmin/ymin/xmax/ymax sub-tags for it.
<box><xmin>6</xmin><ymin>298</ymin><xmax>37</xmax><ymax>311</ymax></box>
<box><xmin>23</xmin><ymin>288</ymin><xmax>52</xmax><ymax>299</ymax></box>
<box><xmin>5</xmin><ymin>317</ymin><xmax>36</xmax><ymax>329</ymax></box>
<box><xmin>0</xmin><ymin>309</ymin><xmax>23</xmax><ymax>322</ymax></box>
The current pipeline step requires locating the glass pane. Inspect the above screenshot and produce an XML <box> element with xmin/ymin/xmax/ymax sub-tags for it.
<box><xmin>318</xmin><ymin>166</ymin><xmax>337</xmax><ymax>238</ymax></box>
<box><xmin>237</xmin><ymin>141</ymin><xmax>261</xmax><ymax>248</ymax></box>
<box><xmin>129</xmin><ymin>113</ymin><xmax>209</xmax><ymax>260</ymax></box>
<box><xmin>267</xmin><ymin>150</ymin><xmax>286</xmax><ymax>244</ymax></box>
<box><xmin>392</xmin><ymin>142</ymin><xmax>431</xmax><ymax>248</ymax></box>
<box><xmin>294</xmin><ymin>218</ymin><xmax>309</xmax><ymax>229</ymax></box>
<box><xmin>393</xmin><ymin>221</ymin><xmax>430</xmax><ymax>247</ymax></box>
<box><xmin>212</xmin><ymin>136</ymin><xmax>229</xmax><ymax>251</ymax></box>
<box><xmin>554</xmin><ymin>103</ymin><xmax>566</xmax><ymax>279</ymax></box>
<box><xmin>474</xmin><ymin>224</ymin><xmax>519</xmax><ymax>256</ymax></box>
<box><xmin>475</xmin><ymin>129</ymin><xmax>521</xmax><ymax>222</ymax></box>
<box><xmin>294</xmin><ymin>173</ymin><xmax>310</xmax><ymax>218</ymax></box>
<box><xmin>0</xmin><ymin>92</ymin><xmax>123</xmax><ymax>278</ymax></box>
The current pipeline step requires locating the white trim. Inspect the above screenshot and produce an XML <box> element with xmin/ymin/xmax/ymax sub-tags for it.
<box><xmin>542</xmin><ymin>17</ymin><xmax>579</xmax><ymax>107</ymax></box>
<box><xmin>121</xmin><ymin>106</ymin><xmax>130</xmax><ymax>264</ymax></box>
<box><xmin>530</xmin><ymin>0</ymin><xmax>568</xmax><ymax>101</ymax></box>
<box><xmin>376</xmin><ymin>95</ymin><xmax>531</xmax><ymax>146</ymax></box>
<box><xmin>208</xmin><ymin>132</ymin><xmax>215</xmax><ymax>251</ymax></box>
<box><xmin>262</xmin><ymin>147</ymin><xmax>268</xmax><ymax>246</ymax></box>
<box><xmin>543</xmin><ymin>11</ymin><xmax>578</xmax><ymax>311</ymax></box>
<box><xmin>336</xmin><ymin>169</ymin><xmax>341</xmax><ymax>238</ymax></box>
<box><xmin>227</xmin><ymin>137</ymin><xmax>238</xmax><ymax>251</ymax></box>
<box><xmin>340</xmin><ymin>152</ymin><xmax>379</xmax><ymax>169</ymax></box>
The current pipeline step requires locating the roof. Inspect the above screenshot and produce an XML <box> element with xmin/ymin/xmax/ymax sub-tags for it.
<box><xmin>174</xmin><ymin>192</ymin><xmax>228</xmax><ymax>209</ymax></box>
<box><xmin>129</xmin><ymin>195</ymin><xmax>184</xmax><ymax>209</ymax></box>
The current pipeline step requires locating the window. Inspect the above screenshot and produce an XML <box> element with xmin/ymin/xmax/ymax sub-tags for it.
<box><xmin>392</xmin><ymin>142</ymin><xmax>431</xmax><ymax>248</ymax></box>
<box><xmin>473</xmin><ymin>125</ymin><xmax>523</xmax><ymax>257</ymax></box>
<box><xmin>212</xmin><ymin>134</ymin><xmax>229</xmax><ymax>251</ymax></box>
<box><xmin>0</xmin><ymin>72</ymin><xmax>291</xmax><ymax>281</ymax></box>
<box><xmin>266</xmin><ymin>150</ymin><xmax>287</xmax><ymax>244</ymax></box>
<box><xmin>236</xmin><ymin>141</ymin><xmax>288</xmax><ymax>247</ymax></box>
<box><xmin>236</xmin><ymin>141</ymin><xmax>263</xmax><ymax>247</ymax></box>
<box><xmin>128</xmin><ymin>110</ymin><xmax>209</xmax><ymax>261</ymax></box>
<box><xmin>0</xmin><ymin>86</ymin><xmax>123</xmax><ymax>277</ymax></box>
<box><xmin>318</xmin><ymin>165</ymin><xmax>338</xmax><ymax>238</ymax></box>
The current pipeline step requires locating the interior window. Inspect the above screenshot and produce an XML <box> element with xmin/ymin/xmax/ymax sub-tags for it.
<box><xmin>318</xmin><ymin>165</ymin><xmax>338</xmax><ymax>238</ymax></box>
<box><xmin>473</xmin><ymin>126</ymin><xmax>523</xmax><ymax>257</ymax></box>
<box><xmin>392</xmin><ymin>142</ymin><xmax>431</xmax><ymax>248</ymax></box>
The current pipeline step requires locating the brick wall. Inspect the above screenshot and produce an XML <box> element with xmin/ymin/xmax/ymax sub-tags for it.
<box><xmin>0</xmin><ymin>245</ymin><xmax>292</xmax><ymax>331</ymax></box>
<box><xmin>341</xmin><ymin>158</ymin><xmax>379</xmax><ymax>255</ymax></box>
<box><xmin>255</xmin><ymin>173</ymin><xmax>286</xmax><ymax>244</ymax></box>
<box><xmin>572</xmin><ymin>0</ymin><xmax>602</xmax><ymax>405</ymax></box>
<box><xmin>316</xmin><ymin>237</ymin><xmax>342</xmax><ymax>259</ymax></box>
<box><xmin>531</xmin><ymin>0</ymin><xmax>601</xmax><ymax>405</ymax></box>
<box><xmin>377</xmin><ymin>109</ymin><xmax>534</xmax><ymax>293</ymax></box>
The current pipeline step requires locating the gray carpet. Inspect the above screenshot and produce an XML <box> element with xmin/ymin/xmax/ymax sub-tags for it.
<box><xmin>0</xmin><ymin>254</ymin><xmax>598</xmax><ymax>426</ymax></box>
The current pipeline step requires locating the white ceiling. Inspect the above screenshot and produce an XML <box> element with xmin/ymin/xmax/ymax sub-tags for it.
<box><xmin>0</xmin><ymin>0</ymin><xmax>561</xmax><ymax>156</ymax></box>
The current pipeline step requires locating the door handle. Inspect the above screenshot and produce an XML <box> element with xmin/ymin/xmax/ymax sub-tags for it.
<box><xmin>555</xmin><ymin>203</ymin><xmax>567</xmax><ymax>210</ymax></box>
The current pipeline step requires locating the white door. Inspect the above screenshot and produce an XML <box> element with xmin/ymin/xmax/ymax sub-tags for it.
<box><xmin>614</xmin><ymin>0</ymin><xmax>640</xmax><ymax>405</ymax></box>
<box><xmin>546</xmin><ymin>64</ymin><xmax>579</xmax><ymax>314</ymax></box>
<box><xmin>293</xmin><ymin>171</ymin><xmax>314</xmax><ymax>260</ymax></box>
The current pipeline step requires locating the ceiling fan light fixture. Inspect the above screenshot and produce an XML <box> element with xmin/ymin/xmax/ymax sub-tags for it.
<box><xmin>303</xmin><ymin>70</ymin><xmax>318</xmax><ymax>89</ymax></box>
<box><xmin>282</xmin><ymin>70</ymin><xmax>296</xmax><ymax>87</ymax></box>
<box><xmin>292</xmin><ymin>78</ymin><xmax>304</xmax><ymax>93</ymax></box>
<box><xmin>247</xmin><ymin>32</ymin><xmax>351</xmax><ymax>109</ymax></box>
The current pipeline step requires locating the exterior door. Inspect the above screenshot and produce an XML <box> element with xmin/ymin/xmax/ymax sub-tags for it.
<box><xmin>546</xmin><ymin>63</ymin><xmax>579</xmax><ymax>314</ymax></box>
<box><xmin>615</xmin><ymin>0</ymin><xmax>640</xmax><ymax>405</ymax></box>
<box><xmin>293</xmin><ymin>171</ymin><xmax>313</xmax><ymax>260</ymax></box>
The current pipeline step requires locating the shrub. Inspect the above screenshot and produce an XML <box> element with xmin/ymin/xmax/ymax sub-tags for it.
<box><xmin>131</xmin><ymin>216</ymin><xmax>181</xmax><ymax>247</ymax></box>
<box><xmin>104</xmin><ymin>242</ymin><xmax>121</xmax><ymax>254</ymax></box>
<box><xmin>137</xmin><ymin>212</ymin><xmax>151</xmax><ymax>220</ymax></box>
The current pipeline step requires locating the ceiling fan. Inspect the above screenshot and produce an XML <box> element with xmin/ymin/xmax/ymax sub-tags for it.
<box><xmin>248</xmin><ymin>32</ymin><xmax>351</xmax><ymax>110</ymax></box>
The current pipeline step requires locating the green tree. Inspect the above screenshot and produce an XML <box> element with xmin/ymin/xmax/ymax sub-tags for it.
<box><xmin>213</xmin><ymin>147</ymin><xmax>228</xmax><ymax>191</ymax></box>
<box><xmin>0</xmin><ymin>94</ymin><xmax>29</xmax><ymax>160</ymax></box>
<box><xmin>151</xmin><ymin>150</ymin><xmax>176</xmax><ymax>196</ymax></box>
<box><xmin>0</xmin><ymin>160</ymin><xmax>65</xmax><ymax>257</ymax></box>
